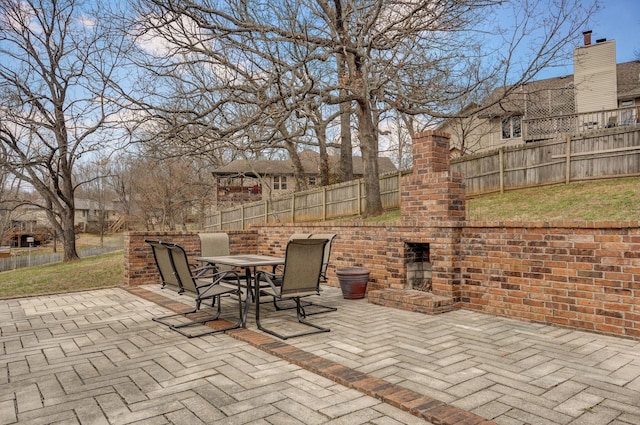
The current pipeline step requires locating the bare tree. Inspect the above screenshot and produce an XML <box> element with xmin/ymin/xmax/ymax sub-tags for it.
<box><xmin>128</xmin><ymin>0</ymin><xmax>596</xmax><ymax>217</ymax></box>
<box><xmin>120</xmin><ymin>143</ymin><xmax>215</xmax><ymax>230</ymax></box>
<box><xmin>0</xmin><ymin>168</ymin><xmax>16</xmax><ymax>245</ymax></box>
<box><xmin>0</xmin><ymin>0</ymin><xmax>130</xmax><ymax>260</ymax></box>
<box><xmin>75</xmin><ymin>156</ymin><xmax>116</xmax><ymax>247</ymax></box>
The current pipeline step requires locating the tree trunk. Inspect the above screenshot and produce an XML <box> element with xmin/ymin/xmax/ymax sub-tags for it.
<box><xmin>337</xmin><ymin>52</ymin><xmax>353</xmax><ymax>182</ymax></box>
<box><xmin>282</xmin><ymin>127</ymin><xmax>307</xmax><ymax>191</ymax></box>
<box><xmin>356</xmin><ymin>100</ymin><xmax>383</xmax><ymax>217</ymax></box>
<box><xmin>289</xmin><ymin>149</ymin><xmax>307</xmax><ymax>191</ymax></box>
<box><xmin>61</xmin><ymin>209</ymin><xmax>79</xmax><ymax>261</ymax></box>
<box><xmin>316</xmin><ymin>120</ymin><xmax>331</xmax><ymax>185</ymax></box>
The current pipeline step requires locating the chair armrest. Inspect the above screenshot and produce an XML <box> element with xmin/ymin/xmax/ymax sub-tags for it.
<box><xmin>255</xmin><ymin>271</ymin><xmax>282</xmax><ymax>293</ymax></box>
<box><xmin>191</xmin><ymin>266</ymin><xmax>215</xmax><ymax>278</ymax></box>
<box><xmin>198</xmin><ymin>270</ymin><xmax>242</xmax><ymax>297</ymax></box>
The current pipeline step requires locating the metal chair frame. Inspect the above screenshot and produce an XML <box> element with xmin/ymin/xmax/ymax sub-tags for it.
<box><xmin>146</xmin><ymin>240</ymin><xmax>244</xmax><ymax>338</ymax></box>
<box><xmin>270</xmin><ymin>234</ymin><xmax>337</xmax><ymax>316</ymax></box>
<box><xmin>255</xmin><ymin>239</ymin><xmax>333</xmax><ymax>339</ymax></box>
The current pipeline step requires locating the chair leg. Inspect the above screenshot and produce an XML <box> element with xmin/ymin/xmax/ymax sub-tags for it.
<box><xmin>171</xmin><ymin>298</ymin><xmax>222</xmax><ymax>329</ymax></box>
<box><xmin>157</xmin><ymin>292</ymin><xmax>244</xmax><ymax>338</ymax></box>
<box><xmin>272</xmin><ymin>298</ymin><xmax>310</xmax><ymax>311</ymax></box>
<box><xmin>299</xmin><ymin>302</ymin><xmax>337</xmax><ymax>317</ymax></box>
<box><xmin>256</xmin><ymin>292</ymin><xmax>330</xmax><ymax>340</ymax></box>
<box><xmin>272</xmin><ymin>297</ymin><xmax>336</xmax><ymax>317</ymax></box>
<box><xmin>294</xmin><ymin>298</ymin><xmax>331</xmax><ymax>334</ymax></box>
<box><xmin>153</xmin><ymin>308</ymin><xmax>197</xmax><ymax>327</ymax></box>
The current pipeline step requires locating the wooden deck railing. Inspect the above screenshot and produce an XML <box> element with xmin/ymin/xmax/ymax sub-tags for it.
<box><xmin>524</xmin><ymin>105</ymin><xmax>639</xmax><ymax>141</ymax></box>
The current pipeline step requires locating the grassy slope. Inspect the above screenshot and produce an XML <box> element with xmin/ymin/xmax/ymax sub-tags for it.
<box><xmin>1</xmin><ymin>176</ymin><xmax>638</xmax><ymax>298</ymax></box>
<box><xmin>366</xmin><ymin>176</ymin><xmax>640</xmax><ymax>223</ymax></box>
<box><xmin>466</xmin><ymin>176</ymin><xmax>640</xmax><ymax>222</ymax></box>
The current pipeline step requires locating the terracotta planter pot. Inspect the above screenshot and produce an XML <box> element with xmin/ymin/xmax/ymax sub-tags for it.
<box><xmin>336</xmin><ymin>267</ymin><xmax>370</xmax><ymax>299</ymax></box>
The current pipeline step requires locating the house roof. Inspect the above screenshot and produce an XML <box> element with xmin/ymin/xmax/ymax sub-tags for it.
<box><xmin>617</xmin><ymin>60</ymin><xmax>640</xmax><ymax>101</ymax></box>
<box><xmin>75</xmin><ymin>198</ymin><xmax>118</xmax><ymax>212</ymax></box>
<box><xmin>477</xmin><ymin>60</ymin><xmax>640</xmax><ymax>117</ymax></box>
<box><xmin>212</xmin><ymin>150</ymin><xmax>397</xmax><ymax>177</ymax></box>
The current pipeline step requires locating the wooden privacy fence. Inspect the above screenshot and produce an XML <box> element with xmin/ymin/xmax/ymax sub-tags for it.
<box><xmin>205</xmin><ymin>171</ymin><xmax>405</xmax><ymax>230</ymax></box>
<box><xmin>452</xmin><ymin>127</ymin><xmax>640</xmax><ymax>196</ymax></box>
<box><xmin>0</xmin><ymin>246</ymin><xmax>122</xmax><ymax>272</ymax></box>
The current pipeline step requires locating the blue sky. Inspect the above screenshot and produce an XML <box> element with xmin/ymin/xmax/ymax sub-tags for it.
<box><xmin>594</xmin><ymin>0</ymin><xmax>639</xmax><ymax>61</ymax></box>
<box><xmin>540</xmin><ymin>0</ymin><xmax>639</xmax><ymax>78</ymax></box>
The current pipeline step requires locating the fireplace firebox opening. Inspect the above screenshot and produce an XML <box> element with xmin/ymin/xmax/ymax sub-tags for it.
<box><xmin>404</xmin><ymin>242</ymin><xmax>432</xmax><ymax>291</ymax></box>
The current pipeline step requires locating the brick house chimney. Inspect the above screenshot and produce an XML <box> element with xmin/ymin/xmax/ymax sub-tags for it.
<box><xmin>583</xmin><ymin>30</ymin><xmax>592</xmax><ymax>46</ymax></box>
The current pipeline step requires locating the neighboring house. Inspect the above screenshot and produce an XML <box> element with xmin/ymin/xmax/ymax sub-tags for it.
<box><xmin>212</xmin><ymin>150</ymin><xmax>397</xmax><ymax>206</ymax></box>
<box><xmin>3</xmin><ymin>198</ymin><xmax>122</xmax><ymax>247</ymax></box>
<box><xmin>442</xmin><ymin>31</ymin><xmax>640</xmax><ymax>156</ymax></box>
<box><xmin>2</xmin><ymin>205</ymin><xmax>50</xmax><ymax>247</ymax></box>
<box><xmin>74</xmin><ymin>198</ymin><xmax>122</xmax><ymax>233</ymax></box>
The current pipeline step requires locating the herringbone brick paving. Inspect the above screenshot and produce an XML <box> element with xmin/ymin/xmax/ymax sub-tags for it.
<box><xmin>139</xmin><ymin>284</ymin><xmax>640</xmax><ymax>425</ymax></box>
<box><xmin>1</xmin><ymin>288</ymin><xmax>431</xmax><ymax>425</ymax></box>
<box><xmin>3</xmin><ymin>285</ymin><xmax>640</xmax><ymax>424</ymax></box>
<box><xmin>285</xmin><ymin>290</ymin><xmax>640</xmax><ymax>425</ymax></box>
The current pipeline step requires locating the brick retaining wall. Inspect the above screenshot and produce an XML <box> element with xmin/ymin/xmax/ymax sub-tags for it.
<box><xmin>123</xmin><ymin>131</ymin><xmax>640</xmax><ymax>339</ymax></box>
<box><xmin>124</xmin><ymin>221</ymin><xmax>640</xmax><ymax>338</ymax></box>
<box><xmin>460</xmin><ymin>221</ymin><xmax>640</xmax><ymax>339</ymax></box>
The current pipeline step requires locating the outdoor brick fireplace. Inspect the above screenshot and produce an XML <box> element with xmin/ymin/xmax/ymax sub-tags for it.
<box><xmin>365</xmin><ymin>130</ymin><xmax>464</xmax><ymax>314</ymax></box>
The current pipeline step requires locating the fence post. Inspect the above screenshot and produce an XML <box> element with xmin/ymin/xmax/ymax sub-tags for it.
<box><xmin>322</xmin><ymin>186</ymin><xmax>327</xmax><ymax>221</ymax></box>
<box><xmin>291</xmin><ymin>193</ymin><xmax>296</xmax><ymax>223</ymax></box>
<box><xmin>565</xmin><ymin>135</ymin><xmax>572</xmax><ymax>184</ymax></box>
<box><xmin>357</xmin><ymin>181</ymin><xmax>362</xmax><ymax>215</ymax></box>
<box><xmin>499</xmin><ymin>148</ymin><xmax>505</xmax><ymax>194</ymax></box>
<box><xmin>397</xmin><ymin>170</ymin><xmax>402</xmax><ymax>206</ymax></box>
<box><xmin>264</xmin><ymin>200</ymin><xmax>268</xmax><ymax>223</ymax></box>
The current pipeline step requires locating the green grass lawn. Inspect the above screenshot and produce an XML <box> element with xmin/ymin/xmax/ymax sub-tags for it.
<box><xmin>1</xmin><ymin>176</ymin><xmax>638</xmax><ymax>299</ymax></box>
<box><xmin>466</xmin><ymin>176</ymin><xmax>640</xmax><ymax>222</ymax></box>
<box><xmin>0</xmin><ymin>251</ymin><xmax>123</xmax><ymax>298</ymax></box>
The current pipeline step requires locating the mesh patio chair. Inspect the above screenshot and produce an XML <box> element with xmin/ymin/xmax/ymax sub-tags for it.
<box><xmin>198</xmin><ymin>232</ymin><xmax>252</xmax><ymax>296</ymax></box>
<box><xmin>198</xmin><ymin>233</ymin><xmax>231</xmax><ymax>272</ymax></box>
<box><xmin>146</xmin><ymin>240</ymin><xmax>182</xmax><ymax>293</ymax></box>
<box><xmin>255</xmin><ymin>238</ymin><xmax>333</xmax><ymax>339</ymax></box>
<box><xmin>308</xmin><ymin>233</ymin><xmax>336</xmax><ymax>282</ymax></box>
<box><xmin>155</xmin><ymin>242</ymin><xmax>244</xmax><ymax>338</ymax></box>
<box><xmin>270</xmin><ymin>233</ymin><xmax>337</xmax><ymax>316</ymax></box>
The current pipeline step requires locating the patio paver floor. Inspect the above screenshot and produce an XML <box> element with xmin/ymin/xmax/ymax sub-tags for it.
<box><xmin>1</xmin><ymin>285</ymin><xmax>639</xmax><ymax>425</ymax></box>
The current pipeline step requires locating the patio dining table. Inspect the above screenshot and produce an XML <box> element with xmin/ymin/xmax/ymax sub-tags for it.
<box><xmin>195</xmin><ymin>254</ymin><xmax>284</xmax><ymax>326</ymax></box>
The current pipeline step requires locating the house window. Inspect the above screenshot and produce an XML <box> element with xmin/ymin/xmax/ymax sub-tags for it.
<box><xmin>308</xmin><ymin>176</ymin><xmax>316</xmax><ymax>186</ymax></box>
<box><xmin>273</xmin><ymin>176</ymin><xmax>287</xmax><ymax>190</ymax></box>
<box><xmin>501</xmin><ymin>116</ymin><xmax>522</xmax><ymax>139</ymax></box>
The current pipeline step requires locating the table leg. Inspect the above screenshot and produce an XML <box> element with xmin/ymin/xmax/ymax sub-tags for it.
<box><xmin>241</xmin><ymin>267</ymin><xmax>254</xmax><ymax>327</ymax></box>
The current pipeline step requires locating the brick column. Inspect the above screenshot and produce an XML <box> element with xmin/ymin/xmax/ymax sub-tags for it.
<box><xmin>402</xmin><ymin>131</ymin><xmax>465</xmax><ymax>225</ymax></box>
<box><xmin>123</xmin><ymin>231</ymin><xmax>200</xmax><ymax>287</ymax></box>
<box><xmin>401</xmin><ymin>131</ymin><xmax>464</xmax><ymax>299</ymax></box>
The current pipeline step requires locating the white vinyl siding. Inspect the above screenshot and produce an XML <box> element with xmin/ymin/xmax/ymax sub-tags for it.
<box><xmin>574</xmin><ymin>40</ymin><xmax>617</xmax><ymax>113</ymax></box>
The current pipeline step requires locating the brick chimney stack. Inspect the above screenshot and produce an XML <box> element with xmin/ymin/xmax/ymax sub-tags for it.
<box><xmin>583</xmin><ymin>30</ymin><xmax>592</xmax><ymax>46</ymax></box>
